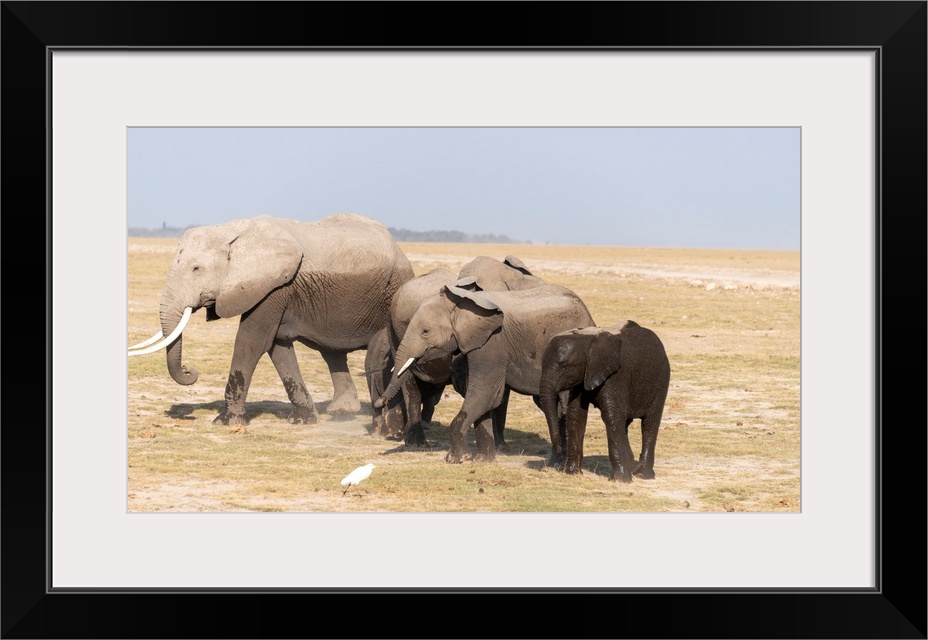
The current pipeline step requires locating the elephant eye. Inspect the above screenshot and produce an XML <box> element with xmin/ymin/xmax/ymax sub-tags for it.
<box><xmin>192</xmin><ymin>265</ymin><xmax>201</xmax><ymax>273</ymax></box>
<box><xmin>421</xmin><ymin>328</ymin><xmax>430</xmax><ymax>336</ymax></box>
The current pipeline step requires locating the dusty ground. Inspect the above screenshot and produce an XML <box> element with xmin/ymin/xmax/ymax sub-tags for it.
<box><xmin>128</xmin><ymin>241</ymin><xmax>800</xmax><ymax>513</ymax></box>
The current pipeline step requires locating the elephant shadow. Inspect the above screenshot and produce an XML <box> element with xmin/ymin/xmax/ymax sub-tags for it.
<box><xmin>166</xmin><ymin>399</ymin><xmax>340</xmax><ymax>422</ymax></box>
<box><xmin>496</xmin><ymin>431</ymin><xmax>552</xmax><ymax>459</ymax></box>
<box><xmin>523</xmin><ymin>453</ymin><xmax>614</xmax><ymax>477</ymax></box>
<box><xmin>574</xmin><ymin>454</ymin><xmax>614</xmax><ymax>478</ymax></box>
<box><xmin>163</xmin><ymin>401</ymin><xmax>558</xmax><ymax>464</ymax></box>
<box><xmin>376</xmin><ymin>421</ymin><xmax>553</xmax><ymax>461</ymax></box>
<box><xmin>377</xmin><ymin>420</ymin><xmax>448</xmax><ymax>455</ymax></box>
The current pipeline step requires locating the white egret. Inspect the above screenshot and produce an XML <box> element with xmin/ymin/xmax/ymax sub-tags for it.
<box><xmin>341</xmin><ymin>463</ymin><xmax>375</xmax><ymax>495</ymax></box>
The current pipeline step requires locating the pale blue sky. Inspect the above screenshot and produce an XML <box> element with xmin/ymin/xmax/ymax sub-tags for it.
<box><xmin>127</xmin><ymin>127</ymin><xmax>800</xmax><ymax>250</ymax></box>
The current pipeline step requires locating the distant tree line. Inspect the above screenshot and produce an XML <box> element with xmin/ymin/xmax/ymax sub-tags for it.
<box><xmin>387</xmin><ymin>227</ymin><xmax>522</xmax><ymax>244</ymax></box>
<box><xmin>128</xmin><ymin>223</ymin><xmax>522</xmax><ymax>244</ymax></box>
<box><xmin>128</xmin><ymin>224</ymin><xmax>199</xmax><ymax>238</ymax></box>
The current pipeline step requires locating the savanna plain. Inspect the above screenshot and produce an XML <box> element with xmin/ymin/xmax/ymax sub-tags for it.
<box><xmin>127</xmin><ymin>240</ymin><xmax>800</xmax><ymax>513</ymax></box>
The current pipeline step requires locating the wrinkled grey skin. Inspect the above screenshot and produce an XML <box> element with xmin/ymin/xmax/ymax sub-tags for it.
<box><xmin>376</xmin><ymin>283</ymin><xmax>595</xmax><ymax>463</ymax></box>
<box><xmin>380</xmin><ymin>268</ymin><xmax>460</xmax><ymax>442</ymax></box>
<box><xmin>457</xmin><ymin>255</ymin><xmax>546</xmax><ymax>291</ymax></box>
<box><xmin>364</xmin><ymin>268</ymin><xmax>458</xmax><ymax>439</ymax></box>
<box><xmin>365</xmin><ymin>327</ymin><xmax>407</xmax><ymax>438</ymax></box>
<box><xmin>539</xmin><ymin>321</ymin><xmax>671</xmax><ymax>482</ymax></box>
<box><xmin>438</xmin><ymin>255</ymin><xmax>547</xmax><ymax>447</ymax></box>
<box><xmin>370</xmin><ymin>258</ymin><xmax>546</xmax><ymax>445</ymax></box>
<box><xmin>151</xmin><ymin>214</ymin><xmax>414</xmax><ymax>426</ymax></box>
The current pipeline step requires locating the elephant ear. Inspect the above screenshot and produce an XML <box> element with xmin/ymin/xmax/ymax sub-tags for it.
<box><xmin>215</xmin><ymin>217</ymin><xmax>303</xmax><ymax>318</ymax></box>
<box><xmin>503</xmin><ymin>255</ymin><xmax>533</xmax><ymax>275</ymax></box>
<box><xmin>443</xmin><ymin>285</ymin><xmax>504</xmax><ymax>354</ymax></box>
<box><xmin>453</xmin><ymin>275</ymin><xmax>481</xmax><ymax>291</ymax></box>
<box><xmin>585</xmin><ymin>331</ymin><xmax>623</xmax><ymax>390</ymax></box>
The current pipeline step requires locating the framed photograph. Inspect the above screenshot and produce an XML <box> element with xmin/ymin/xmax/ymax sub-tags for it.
<box><xmin>5</xmin><ymin>2</ymin><xmax>924</xmax><ymax>638</ymax></box>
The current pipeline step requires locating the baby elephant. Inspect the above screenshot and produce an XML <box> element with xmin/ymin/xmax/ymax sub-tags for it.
<box><xmin>539</xmin><ymin>321</ymin><xmax>670</xmax><ymax>482</ymax></box>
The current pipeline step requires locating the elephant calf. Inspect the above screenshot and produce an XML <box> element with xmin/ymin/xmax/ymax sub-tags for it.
<box><xmin>365</xmin><ymin>326</ymin><xmax>445</xmax><ymax>440</ymax></box>
<box><xmin>539</xmin><ymin>321</ymin><xmax>671</xmax><ymax>482</ymax></box>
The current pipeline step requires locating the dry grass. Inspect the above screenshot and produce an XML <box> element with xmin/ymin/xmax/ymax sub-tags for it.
<box><xmin>127</xmin><ymin>239</ymin><xmax>800</xmax><ymax>513</ymax></box>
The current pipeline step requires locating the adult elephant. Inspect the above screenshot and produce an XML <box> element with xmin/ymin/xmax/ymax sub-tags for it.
<box><xmin>457</xmin><ymin>255</ymin><xmax>545</xmax><ymax>291</ymax></box>
<box><xmin>442</xmin><ymin>254</ymin><xmax>547</xmax><ymax>448</ymax></box>
<box><xmin>128</xmin><ymin>214</ymin><xmax>415</xmax><ymax>426</ymax></box>
<box><xmin>372</xmin><ymin>259</ymin><xmax>545</xmax><ymax>445</ymax></box>
<box><xmin>366</xmin><ymin>268</ymin><xmax>458</xmax><ymax>439</ymax></box>
<box><xmin>375</xmin><ymin>283</ymin><xmax>594</xmax><ymax>463</ymax></box>
<box><xmin>538</xmin><ymin>321</ymin><xmax>671</xmax><ymax>482</ymax></box>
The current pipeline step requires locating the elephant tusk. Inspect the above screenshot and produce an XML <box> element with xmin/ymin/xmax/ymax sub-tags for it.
<box><xmin>396</xmin><ymin>357</ymin><xmax>416</xmax><ymax>378</ymax></box>
<box><xmin>128</xmin><ymin>307</ymin><xmax>193</xmax><ymax>356</ymax></box>
<box><xmin>128</xmin><ymin>329</ymin><xmax>165</xmax><ymax>350</ymax></box>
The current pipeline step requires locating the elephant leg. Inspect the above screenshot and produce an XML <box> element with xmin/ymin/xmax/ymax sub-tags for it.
<box><xmin>320</xmin><ymin>350</ymin><xmax>361</xmax><ymax>415</ymax></box>
<box><xmin>369</xmin><ymin>375</ymin><xmax>406</xmax><ymax>439</ymax></box>
<box><xmin>473</xmin><ymin>411</ymin><xmax>496</xmax><ymax>462</ymax></box>
<box><xmin>492</xmin><ymin>387</ymin><xmax>511</xmax><ymax>450</ymax></box>
<box><xmin>268</xmin><ymin>340</ymin><xmax>318</xmax><ymax>424</ymax></box>
<box><xmin>635</xmin><ymin>396</ymin><xmax>667</xmax><ymax>479</ymax></box>
<box><xmin>540</xmin><ymin>390</ymin><xmax>573</xmax><ymax>468</ymax></box>
<box><xmin>419</xmin><ymin>381</ymin><xmax>445</xmax><ymax>425</ymax></box>
<box><xmin>599</xmin><ymin>400</ymin><xmax>636</xmax><ymax>483</ymax></box>
<box><xmin>563</xmin><ymin>393</ymin><xmax>590</xmax><ymax>475</ymax></box>
<box><xmin>537</xmin><ymin>392</ymin><xmax>561</xmax><ymax>467</ymax></box>
<box><xmin>446</xmin><ymin>372</ymin><xmax>505</xmax><ymax>464</ymax></box>
<box><xmin>381</xmin><ymin>396</ymin><xmax>407</xmax><ymax>440</ymax></box>
<box><xmin>402</xmin><ymin>374</ymin><xmax>427</xmax><ymax>446</ymax></box>
<box><xmin>215</xmin><ymin>307</ymin><xmax>283</xmax><ymax>426</ymax></box>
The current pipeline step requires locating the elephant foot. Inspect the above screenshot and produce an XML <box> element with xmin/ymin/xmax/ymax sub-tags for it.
<box><xmin>609</xmin><ymin>470</ymin><xmax>634</xmax><ymax>483</ymax></box>
<box><xmin>384</xmin><ymin>415</ymin><xmax>406</xmax><ymax>440</ymax></box>
<box><xmin>444</xmin><ymin>450</ymin><xmax>465</xmax><ymax>464</ymax></box>
<box><xmin>633</xmin><ymin>464</ymin><xmax>656</xmax><ymax>480</ymax></box>
<box><xmin>213</xmin><ymin>410</ymin><xmax>249</xmax><ymax>426</ymax></box>
<box><xmin>327</xmin><ymin>394</ymin><xmax>361</xmax><ymax>416</ymax></box>
<box><xmin>547</xmin><ymin>451</ymin><xmax>566</xmax><ymax>469</ymax></box>
<box><xmin>403</xmin><ymin>425</ymin><xmax>428</xmax><ymax>447</ymax></box>
<box><xmin>474</xmin><ymin>449</ymin><xmax>496</xmax><ymax>463</ymax></box>
<box><xmin>288</xmin><ymin>405</ymin><xmax>318</xmax><ymax>425</ymax></box>
<box><xmin>564</xmin><ymin>461</ymin><xmax>583</xmax><ymax>475</ymax></box>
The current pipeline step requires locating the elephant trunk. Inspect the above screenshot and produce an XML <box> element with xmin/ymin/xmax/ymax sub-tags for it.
<box><xmin>160</xmin><ymin>299</ymin><xmax>199</xmax><ymax>385</ymax></box>
<box><xmin>374</xmin><ymin>345</ymin><xmax>416</xmax><ymax>409</ymax></box>
<box><xmin>539</xmin><ymin>373</ymin><xmax>566</xmax><ymax>455</ymax></box>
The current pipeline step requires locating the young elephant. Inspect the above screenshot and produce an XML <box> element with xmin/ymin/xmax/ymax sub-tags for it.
<box><xmin>539</xmin><ymin>321</ymin><xmax>671</xmax><ymax>482</ymax></box>
<box><xmin>364</xmin><ymin>327</ymin><xmax>407</xmax><ymax>438</ymax></box>
<box><xmin>374</xmin><ymin>259</ymin><xmax>546</xmax><ymax>446</ymax></box>
<box><xmin>366</xmin><ymin>269</ymin><xmax>458</xmax><ymax>440</ymax></box>
<box><xmin>375</xmin><ymin>283</ymin><xmax>595</xmax><ymax>463</ymax></box>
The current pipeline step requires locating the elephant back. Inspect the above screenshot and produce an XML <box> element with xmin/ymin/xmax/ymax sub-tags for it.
<box><xmin>489</xmin><ymin>284</ymin><xmax>595</xmax><ymax>329</ymax></box>
<box><xmin>390</xmin><ymin>268</ymin><xmax>459</xmax><ymax>340</ymax></box>
<box><xmin>612</xmin><ymin>321</ymin><xmax>670</xmax><ymax>376</ymax></box>
<box><xmin>458</xmin><ymin>255</ymin><xmax>546</xmax><ymax>291</ymax></box>
<box><xmin>283</xmin><ymin>214</ymin><xmax>413</xmax><ymax>278</ymax></box>
<box><xmin>275</xmin><ymin>214</ymin><xmax>415</xmax><ymax>348</ymax></box>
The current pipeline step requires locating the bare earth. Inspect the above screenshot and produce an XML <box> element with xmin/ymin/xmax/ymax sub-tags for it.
<box><xmin>128</xmin><ymin>241</ymin><xmax>800</xmax><ymax>513</ymax></box>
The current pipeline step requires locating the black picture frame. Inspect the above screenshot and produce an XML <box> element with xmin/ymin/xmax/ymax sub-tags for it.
<box><xmin>4</xmin><ymin>2</ymin><xmax>924</xmax><ymax>638</ymax></box>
